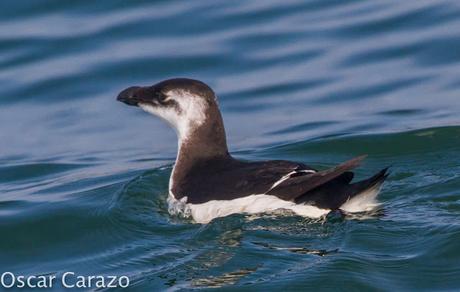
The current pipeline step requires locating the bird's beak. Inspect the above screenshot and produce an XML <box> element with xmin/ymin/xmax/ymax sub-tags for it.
<box><xmin>116</xmin><ymin>86</ymin><xmax>143</xmax><ymax>106</ymax></box>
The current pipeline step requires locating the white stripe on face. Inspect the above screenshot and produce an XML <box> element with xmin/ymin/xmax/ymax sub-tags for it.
<box><xmin>140</xmin><ymin>90</ymin><xmax>208</xmax><ymax>141</ymax></box>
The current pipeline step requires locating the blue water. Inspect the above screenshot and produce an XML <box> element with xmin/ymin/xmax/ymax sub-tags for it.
<box><xmin>1</xmin><ymin>0</ymin><xmax>460</xmax><ymax>290</ymax></box>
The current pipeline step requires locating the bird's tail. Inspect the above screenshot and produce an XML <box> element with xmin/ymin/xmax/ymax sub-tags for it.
<box><xmin>339</xmin><ymin>168</ymin><xmax>389</xmax><ymax>213</ymax></box>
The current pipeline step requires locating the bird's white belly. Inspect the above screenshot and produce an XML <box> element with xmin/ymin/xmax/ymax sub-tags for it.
<box><xmin>167</xmin><ymin>193</ymin><xmax>330</xmax><ymax>224</ymax></box>
<box><xmin>167</xmin><ymin>181</ymin><xmax>383</xmax><ymax>224</ymax></box>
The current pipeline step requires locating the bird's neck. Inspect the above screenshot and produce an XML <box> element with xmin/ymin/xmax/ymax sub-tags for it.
<box><xmin>169</xmin><ymin>112</ymin><xmax>230</xmax><ymax>195</ymax></box>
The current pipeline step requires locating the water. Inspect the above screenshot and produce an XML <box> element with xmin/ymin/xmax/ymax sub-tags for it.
<box><xmin>1</xmin><ymin>0</ymin><xmax>460</xmax><ymax>290</ymax></box>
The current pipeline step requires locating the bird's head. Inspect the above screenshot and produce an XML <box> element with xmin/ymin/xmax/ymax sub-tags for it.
<box><xmin>117</xmin><ymin>78</ymin><xmax>219</xmax><ymax>140</ymax></box>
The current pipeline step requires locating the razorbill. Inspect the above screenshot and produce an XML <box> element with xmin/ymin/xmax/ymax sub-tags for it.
<box><xmin>117</xmin><ymin>78</ymin><xmax>389</xmax><ymax>224</ymax></box>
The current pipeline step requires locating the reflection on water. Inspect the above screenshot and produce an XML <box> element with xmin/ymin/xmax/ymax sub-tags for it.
<box><xmin>192</xmin><ymin>267</ymin><xmax>259</xmax><ymax>288</ymax></box>
<box><xmin>252</xmin><ymin>241</ymin><xmax>338</xmax><ymax>256</ymax></box>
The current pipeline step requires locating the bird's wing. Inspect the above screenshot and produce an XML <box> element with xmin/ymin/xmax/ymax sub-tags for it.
<box><xmin>266</xmin><ymin>155</ymin><xmax>367</xmax><ymax>201</ymax></box>
<box><xmin>178</xmin><ymin>158</ymin><xmax>314</xmax><ymax>204</ymax></box>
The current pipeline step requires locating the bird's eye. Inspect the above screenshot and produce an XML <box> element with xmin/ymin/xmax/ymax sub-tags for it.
<box><xmin>155</xmin><ymin>92</ymin><xmax>164</xmax><ymax>101</ymax></box>
<box><xmin>157</xmin><ymin>92</ymin><xmax>170</xmax><ymax>102</ymax></box>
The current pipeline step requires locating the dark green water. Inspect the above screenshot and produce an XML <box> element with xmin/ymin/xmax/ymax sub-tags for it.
<box><xmin>1</xmin><ymin>1</ymin><xmax>460</xmax><ymax>291</ymax></box>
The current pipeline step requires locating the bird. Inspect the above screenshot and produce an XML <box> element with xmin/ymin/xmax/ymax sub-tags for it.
<box><xmin>117</xmin><ymin>78</ymin><xmax>388</xmax><ymax>223</ymax></box>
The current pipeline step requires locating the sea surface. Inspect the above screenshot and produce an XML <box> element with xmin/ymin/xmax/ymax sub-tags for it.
<box><xmin>1</xmin><ymin>0</ymin><xmax>460</xmax><ymax>291</ymax></box>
